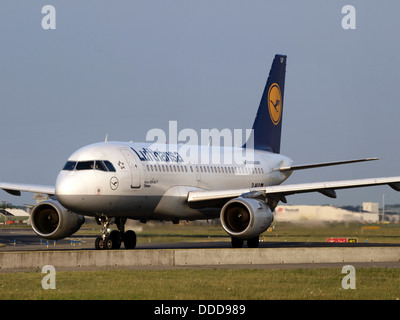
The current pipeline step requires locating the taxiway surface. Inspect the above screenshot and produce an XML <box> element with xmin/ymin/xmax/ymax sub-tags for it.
<box><xmin>1</xmin><ymin>229</ymin><xmax>400</xmax><ymax>271</ymax></box>
<box><xmin>1</xmin><ymin>228</ymin><xmax>400</xmax><ymax>251</ymax></box>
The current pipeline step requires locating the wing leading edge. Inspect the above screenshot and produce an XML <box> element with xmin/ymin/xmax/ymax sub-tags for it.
<box><xmin>187</xmin><ymin>176</ymin><xmax>400</xmax><ymax>206</ymax></box>
<box><xmin>0</xmin><ymin>183</ymin><xmax>55</xmax><ymax>196</ymax></box>
<box><xmin>278</xmin><ymin>158</ymin><xmax>379</xmax><ymax>172</ymax></box>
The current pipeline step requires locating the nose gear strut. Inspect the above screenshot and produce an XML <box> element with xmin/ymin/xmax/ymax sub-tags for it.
<box><xmin>94</xmin><ymin>215</ymin><xmax>136</xmax><ymax>250</ymax></box>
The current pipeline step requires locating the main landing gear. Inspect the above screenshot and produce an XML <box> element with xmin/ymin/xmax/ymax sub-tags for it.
<box><xmin>94</xmin><ymin>216</ymin><xmax>137</xmax><ymax>250</ymax></box>
<box><xmin>231</xmin><ymin>235</ymin><xmax>260</xmax><ymax>248</ymax></box>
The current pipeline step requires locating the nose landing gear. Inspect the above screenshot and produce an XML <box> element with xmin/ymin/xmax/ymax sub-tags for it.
<box><xmin>94</xmin><ymin>216</ymin><xmax>136</xmax><ymax>250</ymax></box>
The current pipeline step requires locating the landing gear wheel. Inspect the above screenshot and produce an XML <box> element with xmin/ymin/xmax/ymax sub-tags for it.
<box><xmin>95</xmin><ymin>236</ymin><xmax>114</xmax><ymax>250</ymax></box>
<box><xmin>231</xmin><ymin>237</ymin><xmax>244</xmax><ymax>248</ymax></box>
<box><xmin>247</xmin><ymin>236</ymin><xmax>260</xmax><ymax>248</ymax></box>
<box><xmin>103</xmin><ymin>236</ymin><xmax>113</xmax><ymax>250</ymax></box>
<box><xmin>94</xmin><ymin>216</ymin><xmax>137</xmax><ymax>250</ymax></box>
<box><xmin>95</xmin><ymin>215</ymin><xmax>113</xmax><ymax>250</ymax></box>
<box><xmin>95</xmin><ymin>236</ymin><xmax>104</xmax><ymax>250</ymax></box>
<box><xmin>124</xmin><ymin>230</ymin><xmax>137</xmax><ymax>249</ymax></box>
<box><xmin>110</xmin><ymin>230</ymin><xmax>122</xmax><ymax>249</ymax></box>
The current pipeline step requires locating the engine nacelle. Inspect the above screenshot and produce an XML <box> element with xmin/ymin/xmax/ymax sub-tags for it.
<box><xmin>31</xmin><ymin>198</ymin><xmax>85</xmax><ymax>240</ymax></box>
<box><xmin>220</xmin><ymin>197</ymin><xmax>273</xmax><ymax>240</ymax></box>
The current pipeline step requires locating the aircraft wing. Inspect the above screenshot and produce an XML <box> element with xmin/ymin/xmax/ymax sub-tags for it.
<box><xmin>187</xmin><ymin>176</ymin><xmax>400</xmax><ymax>206</ymax></box>
<box><xmin>278</xmin><ymin>158</ymin><xmax>379</xmax><ymax>172</ymax></box>
<box><xmin>0</xmin><ymin>182</ymin><xmax>55</xmax><ymax>196</ymax></box>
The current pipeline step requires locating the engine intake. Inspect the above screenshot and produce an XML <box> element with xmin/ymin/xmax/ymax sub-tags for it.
<box><xmin>31</xmin><ymin>198</ymin><xmax>84</xmax><ymax>240</ymax></box>
<box><xmin>220</xmin><ymin>197</ymin><xmax>273</xmax><ymax>240</ymax></box>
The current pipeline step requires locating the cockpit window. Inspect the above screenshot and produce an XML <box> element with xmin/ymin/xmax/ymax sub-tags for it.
<box><xmin>94</xmin><ymin>161</ymin><xmax>107</xmax><ymax>171</ymax></box>
<box><xmin>76</xmin><ymin>161</ymin><xmax>95</xmax><ymax>170</ymax></box>
<box><xmin>63</xmin><ymin>161</ymin><xmax>77</xmax><ymax>171</ymax></box>
<box><xmin>63</xmin><ymin>161</ymin><xmax>76</xmax><ymax>171</ymax></box>
<box><xmin>103</xmin><ymin>160</ymin><xmax>116</xmax><ymax>172</ymax></box>
<box><xmin>63</xmin><ymin>160</ymin><xmax>116</xmax><ymax>172</ymax></box>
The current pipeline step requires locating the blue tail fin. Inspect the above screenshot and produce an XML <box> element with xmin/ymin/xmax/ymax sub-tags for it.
<box><xmin>244</xmin><ymin>54</ymin><xmax>287</xmax><ymax>153</ymax></box>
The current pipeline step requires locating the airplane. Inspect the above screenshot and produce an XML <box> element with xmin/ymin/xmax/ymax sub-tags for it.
<box><xmin>1</xmin><ymin>54</ymin><xmax>400</xmax><ymax>249</ymax></box>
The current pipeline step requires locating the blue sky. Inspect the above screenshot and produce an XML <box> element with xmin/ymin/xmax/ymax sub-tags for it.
<box><xmin>1</xmin><ymin>1</ymin><xmax>400</xmax><ymax>207</ymax></box>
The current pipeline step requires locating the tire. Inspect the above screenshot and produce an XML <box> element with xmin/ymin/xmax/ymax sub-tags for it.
<box><xmin>103</xmin><ymin>236</ymin><xmax>113</xmax><ymax>250</ymax></box>
<box><xmin>110</xmin><ymin>230</ymin><xmax>122</xmax><ymax>249</ymax></box>
<box><xmin>95</xmin><ymin>236</ymin><xmax>104</xmax><ymax>250</ymax></box>
<box><xmin>231</xmin><ymin>237</ymin><xmax>244</xmax><ymax>248</ymax></box>
<box><xmin>123</xmin><ymin>230</ymin><xmax>137</xmax><ymax>249</ymax></box>
<box><xmin>247</xmin><ymin>236</ymin><xmax>260</xmax><ymax>248</ymax></box>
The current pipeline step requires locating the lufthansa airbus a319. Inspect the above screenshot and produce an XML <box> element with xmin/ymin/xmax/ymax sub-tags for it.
<box><xmin>2</xmin><ymin>55</ymin><xmax>400</xmax><ymax>249</ymax></box>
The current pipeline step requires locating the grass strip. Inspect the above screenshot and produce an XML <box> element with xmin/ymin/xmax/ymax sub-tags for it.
<box><xmin>0</xmin><ymin>267</ymin><xmax>399</xmax><ymax>300</ymax></box>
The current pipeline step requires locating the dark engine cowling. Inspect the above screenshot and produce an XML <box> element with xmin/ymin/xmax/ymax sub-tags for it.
<box><xmin>220</xmin><ymin>197</ymin><xmax>274</xmax><ymax>240</ymax></box>
<box><xmin>31</xmin><ymin>198</ymin><xmax>85</xmax><ymax>240</ymax></box>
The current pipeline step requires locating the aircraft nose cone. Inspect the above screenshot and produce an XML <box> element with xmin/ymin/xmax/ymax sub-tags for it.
<box><xmin>55</xmin><ymin>172</ymin><xmax>88</xmax><ymax>211</ymax></box>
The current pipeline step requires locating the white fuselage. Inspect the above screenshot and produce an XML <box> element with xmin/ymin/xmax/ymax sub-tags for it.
<box><xmin>55</xmin><ymin>142</ymin><xmax>293</xmax><ymax>221</ymax></box>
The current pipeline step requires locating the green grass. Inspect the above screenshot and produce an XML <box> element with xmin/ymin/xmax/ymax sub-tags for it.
<box><xmin>0</xmin><ymin>268</ymin><xmax>399</xmax><ymax>300</ymax></box>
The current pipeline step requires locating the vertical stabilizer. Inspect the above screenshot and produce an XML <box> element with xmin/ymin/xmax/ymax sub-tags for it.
<box><xmin>244</xmin><ymin>54</ymin><xmax>287</xmax><ymax>153</ymax></box>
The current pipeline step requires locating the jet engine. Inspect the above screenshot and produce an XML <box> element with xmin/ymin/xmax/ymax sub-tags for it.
<box><xmin>31</xmin><ymin>198</ymin><xmax>85</xmax><ymax>240</ymax></box>
<box><xmin>220</xmin><ymin>197</ymin><xmax>273</xmax><ymax>240</ymax></box>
